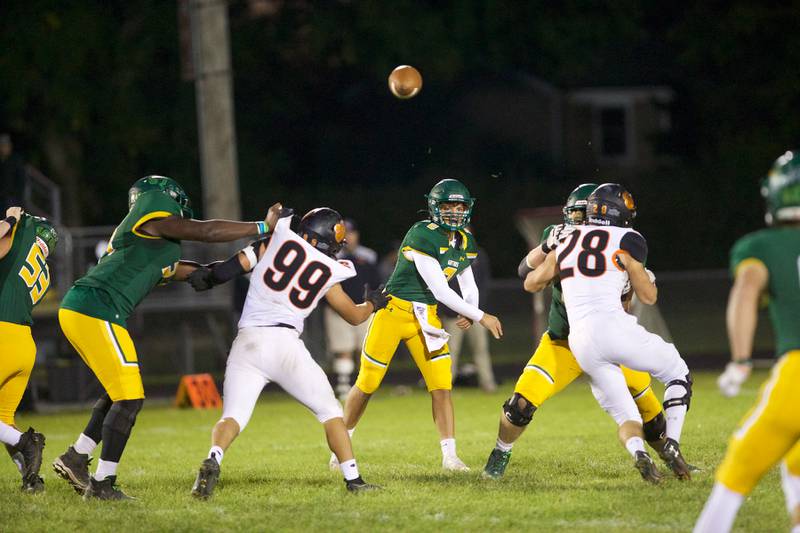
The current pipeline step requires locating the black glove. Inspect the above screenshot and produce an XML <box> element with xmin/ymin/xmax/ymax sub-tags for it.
<box><xmin>188</xmin><ymin>266</ymin><xmax>215</xmax><ymax>292</ymax></box>
<box><xmin>363</xmin><ymin>283</ymin><xmax>390</xmax><ymax>311</ymax></box>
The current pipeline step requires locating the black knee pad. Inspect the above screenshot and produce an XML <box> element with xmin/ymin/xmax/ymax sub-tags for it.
<box><xmin>502</xmin><ymin>393</ymin><xmax>536</xmax><ymax>427</ymax></box>
<box><xmin>663</xmin><ymin>373</ymin><xmax>693</xmax><ymax>412</ymax></box>
<box><xmin>92</xmin><ymin>393</ymin><xmax>112</xmax><ymax>413</ymax></box>
<box><xmin>103</xmin><ymin>399</ymin><xmax>144</xmax><ymax>435</ymax></box>
<box><xmin>643</xmin><ymin>412</ymin><xmax>666</xmax><ymax>442</ymax></box>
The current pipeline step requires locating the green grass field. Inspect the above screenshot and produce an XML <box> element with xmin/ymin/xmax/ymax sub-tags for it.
<box><xmin>0</xmin><ymin>371</ymin><xmax>786</xmax><ymax>532</ymax></box>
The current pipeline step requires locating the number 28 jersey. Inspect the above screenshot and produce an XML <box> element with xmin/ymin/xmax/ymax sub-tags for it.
<box><xmin>555</xmin><ymin>225</ymin><xmax>648</xmax><ymax>323</ymax></box>
<box><xmin>239</xmin><ymin>216</ymin><xmax>356</xmax><ymax>333</ymax></box>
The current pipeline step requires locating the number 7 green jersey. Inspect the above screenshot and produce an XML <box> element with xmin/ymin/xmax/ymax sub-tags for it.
<box><xmin>385</xmin><ymin>220</ymin><xmax>478</xmax><ymax>304</ymax></box>
<box><xmin>0</xmin><ymin>216</ymin><xmax>52</xmax><ymax>325</ymax></box>
<box><xmin>730</xmin><ymin>226</ymin><xmax>800</xmax><ymax>356</ymax></box>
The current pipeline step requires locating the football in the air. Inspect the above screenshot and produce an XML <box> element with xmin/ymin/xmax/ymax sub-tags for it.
<box><xmin>388</xmin><ymin>65</ymin><xmax>422</xmax><ymax>99</ymax></box>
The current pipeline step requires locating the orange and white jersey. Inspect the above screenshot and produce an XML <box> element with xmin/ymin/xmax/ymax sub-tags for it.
<box><xmin>239</xmin><ymin>217</ymin><xmax>356</xmax><ymax>333</ymax></box>
<box><xmin>555</xmin><ymin>225</ymin><xmax>647</xmax><ymax>323</ymax></box>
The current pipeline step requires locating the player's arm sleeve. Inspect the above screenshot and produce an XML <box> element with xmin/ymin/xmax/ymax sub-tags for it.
<box><xmin>456</xmin><ymin>266</ymin><xmax>479</xmax><ymax>309</ymax></box>
<box><xmin>401</xmin><ymin>224</ymin><xmax>439</xmax><ymax>258</ymax></box>
<box><xmin>131</xmin><ymin>192</ymin><xmax>184</xmax><ymax>238</ymax></box>
<box><xmin>620</xmin><ymin>232</ymin><xmax>648</xmax><ymax>263</ymax></box>
<box><xmin>729</xmin><ymin>235</ymin><xmax>766</xmax><ymax>278</ymax></box>
<box><xmin>411</xmin><ymin>251</ymin><xmax>484</xmax><ymax>322</ymax></box>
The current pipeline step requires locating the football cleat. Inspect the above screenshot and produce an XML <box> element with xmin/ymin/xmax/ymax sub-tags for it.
<box><xmin>344</xmin><ymin>476</ymin><xmax>381</xmax><ymax>493</ymax></box>
<box><xmin>658</xmin><ymin>438</ymin><xmax>692</xmax><ymax>480</ymax></box>
<box><xmin>53</xmin><ymin>446</ymin><xmax>92</xmax><ymax>494</ymax></box>
<box><xmin>634</xmin><ymin>451</ymin><xmax>663</xmax><ymax>484</ymax></box>
<box><xmin>83</xmin><ymin>475</ymin><xmax>135</xmax><ymax>501</ymax></box>
<box><xmin>22</xmin><ymin>475</ymin><xmax>45</xmax><ymax>494</ymax></box>
<box><xmin>442</xmin><ymin>455</ymin><xmax>470</xmax><ymax>472</ymax></box>
<box><xmin>481</xmin><ymin>448</ymin><xmax>512</xmax><ymax>479</ymax></box>
<box><xmin>16</xmin><ymin>428</ymin><xmax>45</xmax><ymax>487</ymax></box>
<box><xmin>191</xmin><ymin>457</ymin><xmax>221</xmax><ymax>499</ymax></box>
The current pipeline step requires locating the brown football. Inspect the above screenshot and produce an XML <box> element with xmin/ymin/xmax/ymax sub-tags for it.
<box><xmin>388</xmin><ymin>65</ymin><xmax>422</xmax><ymax>99</ymax></box>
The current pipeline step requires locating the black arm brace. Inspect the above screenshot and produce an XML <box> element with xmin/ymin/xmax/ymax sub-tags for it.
<box><xmin>517</xmin><ymin>255</ymin><xmax>534</xmax><ymax>279</ymax></box>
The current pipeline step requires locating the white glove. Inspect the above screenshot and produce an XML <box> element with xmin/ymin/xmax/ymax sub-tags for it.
<box><xmin>645</xmin><ymin>268</ymin><xmax>656</xmax><ymax>284</ymax></box>
<box><xmin>542</xmin><ymin>224</ymin><xmax>576</xmax><ymax>253</ymax></box>
<box><xmin>717</xmin><ymin>361</ymin><xmax>752</xmax><ymax>397</ymax></box>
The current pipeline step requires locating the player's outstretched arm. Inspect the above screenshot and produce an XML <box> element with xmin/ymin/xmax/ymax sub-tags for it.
<box><xmin>187</xmin><ymin>239</ymin><xmax>268</xmax><ymax>291</ymax></box>
<box><xmin>616</xmin><ymin>253</ymin><xmax>657</xmax><ymax>305</ymax></box>
<box><xmin>139</xmin><ymin>202</ymin><xmax>283</xmax><ymax>242</ymax></box>
<box><xmin>0</xmin><ymin>207</ymin><xmax>23</xmax><ymax>259</ymax></box>
<box><xmin>325</xmin><ymin>283</ymin><xmax>389</xmax><ymax>325</ymax></box>
<box><xmin>523</xmin><ymin>250</ymin><xmax>558</xmax><ymax>293</ymax></box>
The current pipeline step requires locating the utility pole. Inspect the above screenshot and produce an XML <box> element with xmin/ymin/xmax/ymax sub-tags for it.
<box><xmin>188</xmin><ymin>0</ymin><xmax>241</xmax><ymax>220</ymax></box>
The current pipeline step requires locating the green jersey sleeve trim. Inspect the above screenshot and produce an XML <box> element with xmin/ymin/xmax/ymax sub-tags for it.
<box><xmin>131</xmin><ymin>210</ymin><xmax>178</xmax><ymax>239</ymax></box>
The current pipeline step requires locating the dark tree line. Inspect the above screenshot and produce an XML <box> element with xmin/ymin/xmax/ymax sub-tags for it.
<box><xmin>1</xmin><ymin>1</ymin><xmax>798</xmax><ymax>272</ymax></box>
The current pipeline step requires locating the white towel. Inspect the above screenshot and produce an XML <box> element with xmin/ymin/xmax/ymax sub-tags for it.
<box><xmin>412</xmin><ymin>302</ymin><xmax>450</xmax><ymax>352</ymax></box>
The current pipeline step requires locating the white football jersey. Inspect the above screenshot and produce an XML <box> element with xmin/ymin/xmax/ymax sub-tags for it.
<box><xmin>239</xmin><ymin>216</ymin><xmax>356</xmax><ymax>333</ymax></box>
<box><xmin>555</xmin><ymin>225</ymin><xmax>648</xmax><ymax>323</ymax></box>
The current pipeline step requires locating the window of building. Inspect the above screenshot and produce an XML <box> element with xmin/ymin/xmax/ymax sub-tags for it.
<box><xmin>599</xmin><ymin>106</ymin><xmax>627</xmax><ymax>157</ymax></box>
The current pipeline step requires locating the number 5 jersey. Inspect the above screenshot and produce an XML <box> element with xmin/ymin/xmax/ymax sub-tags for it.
<box><xmin>0</xmin><ymin>215</ymin><xmax>52</xmax><ymax>325</ymax></box>
<box><xmin>239</xmin><ymin>216</ymin><xmax>356</xmax><ymax>333</ymax></box>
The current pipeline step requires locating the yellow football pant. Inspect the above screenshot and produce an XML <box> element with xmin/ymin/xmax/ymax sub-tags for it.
<box><xmin>514</xmin><ymin>331</ymin><xmax>663</xmax><ymax>423</ymax></box>
<box><xmin>717</xmin><ymin>351</ymin><xmax>800</xmax><ymax>494</ymax></box>
<box><xmin>355</xmin><ymin>296</ymin><xmax>451</xmax><ymax>393</ymax></box>
<box><xmin>58</xmin><ymin>309</ymin><xmax>145</xmax><ymax>401</ymax></box>
<box><xmin>0</xmin><ymin>322</ymin><xmax>36</xmax><ymax>425</ymax></box>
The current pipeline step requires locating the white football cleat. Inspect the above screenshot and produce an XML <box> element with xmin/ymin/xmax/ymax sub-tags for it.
<box><xmin>442</xmin><ymin>455</ymin><xmax>470</xmax><ymax>472</ymax></box>
<box><xmin>328</xmin><ymin>452</ymin><xmax>340</xmax><ymax>471</ymax></box>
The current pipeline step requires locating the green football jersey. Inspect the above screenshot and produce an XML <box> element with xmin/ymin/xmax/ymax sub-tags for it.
<box><xmin>61</xmin><ymin>190</ymin><xmax>183</xmax><ymax>326</ymax></box>
<box><xmin>540</xmin><ymin>225</ymin><xmax>570</xmax><ymax>340</ymax></box>
<box><xmin>730</xmin><ymin>226</ymin><xmax>800</xmax><ymax>356</ymax></box>
<box><xmin>0</xmin><ymin>216</ymin><xmax>52</xmax><ymax>325</ymax></box>
<box><xmin>385</xmin><ymin>220</ymin><xmax>478</xmax><ymax>304</ymax></box>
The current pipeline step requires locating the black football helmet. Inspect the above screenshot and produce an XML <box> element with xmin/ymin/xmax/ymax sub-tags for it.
<box><xmin>298</xmin><ymin>207</ymin><xmax>346</xmax><ymax>257</ymax></box>
<box><xmin>586</xmin><ymin>183</ymin><xmax>637</xmax><ymax>227</ymax></box>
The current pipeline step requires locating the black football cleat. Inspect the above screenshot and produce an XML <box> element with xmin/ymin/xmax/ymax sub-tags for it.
<box><xmin>22</xmin><ymin>475</ymin><xmax>45</xmax><ymax>494</ymax></box>
<box><xmin>634</xmin><ymin>451</ymin><xmax>663</xmax><ymax>484</ymax></box>
<box><xmin>83</xmin><ymin>475</ymin><xmax>134</xmax><ymax>501</ymax></box>
<box><xmin>658</xmin><ymin>438</ymin><xmax>692</xmax><ymax>480</ymax></box>
<box><xmin>345</xmin><ymin>476</ymin><xmax>381</xmax><ymax>493</ymax></box>
<box><xmin>191</xmin><ymin>457</ymin><xmax>221</xmax><ymax>500</ymax></box>
<box><xmin>53</xmin><ymin>446</ymin><xmax>92</xmax><ymax>494</ymax></box>
<box><xmin>16</xmin><ymin>428</ymin><xmax>45</xmax><ymax>486</ymax></box>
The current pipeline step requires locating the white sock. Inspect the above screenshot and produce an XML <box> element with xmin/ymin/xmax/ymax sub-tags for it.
<box><xmin>348</xmin><ymin>428</ymin><xmax>355</xmax><ymax>438</ymax></box>
<box><xmin>693</xmin><ymin>482</ymin><xmax>744</xmax><ymax>533</ymax></box>
<box><xmin>94</xmin><ymin>459</ymin><xmax>119</xmax><ymax>480</ymax></box>
<box><xmin>792</xmin><ymin>526</ymin><xmax>800</xmax><ymax>533</ymax></box>
<box><xmin>339</xmin><ymin>458</ymin><xmax>360</xmax><ymax>481</ymax></box>
<box><xmin>664</xmin><ymin>384</ymin><xmax>688</xmax><ymax>442</ymax></box>
<box><xmin>208</xmin><ymin>445</ymin><xmax>224</xmax><ymax>465</ymax></box>
<box><xmin>74</xmin><ymin>433</ymin><xmax>98</xmax><ymax>455</ymax></box>
<box><xmin>624</xmin><ymin>436</ymin><xmax>646</xmax><ymax>458</ymax></box>
<box><xmin>440</xmin><ymin>438</ymin><xmax>457</xmax><ymax>459</ymax></box>
<box><xmin>495</xmin><ymin>438</ymin><xmax>514</xmax><ymax>453</ymax></box>
<box><xmin>0</xmin><ymin>422</ymin><xmax>22</xmax><ymax>447</ymax></box>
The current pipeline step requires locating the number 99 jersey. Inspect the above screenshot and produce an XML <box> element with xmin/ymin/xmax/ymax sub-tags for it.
<box><xmin>555</xmin><ymin>225</ymin><xmax>648</xmax><ymax>323</ymax></box>
<box><xmin>238</xmin><ymin>216</ymin><xmax>356</xmax><ymax>333</ymax></box>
